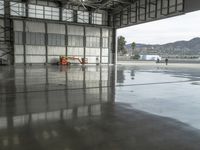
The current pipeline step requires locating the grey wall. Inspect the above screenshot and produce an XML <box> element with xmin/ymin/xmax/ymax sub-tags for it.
<box><xmin>113</xmin><ymin>0</ymin><xmax>185</xmax><ymax>29</ymax></box>
<box><xmin>47</xmin><ymin>23</ymin><xmax>66</xmax><ymax>64</ymax></box>
<box><xmin>185</xmin><ymin>0</ymin><xmax>200</xmax><ymax>13</ymax></box>
<box><xmin>13</xmin><ymin>20</ymin><xmax>112</xmax><ymax>64</ymax></box>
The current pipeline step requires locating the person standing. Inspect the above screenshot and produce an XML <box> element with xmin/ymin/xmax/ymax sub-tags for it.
<box><xmin>165</xmin><ymin>58</ymin><xmax>168</xmax><ymax>65</ymax></box>
<box><xmin>156</xmin><ymin>58</ymin><xmax>160</xmax><ymax>63</ymax></box>
<box><xmin>96</xmin><ymin>56</ymin><xmax>99</xmax><ymax>65</ymax></box>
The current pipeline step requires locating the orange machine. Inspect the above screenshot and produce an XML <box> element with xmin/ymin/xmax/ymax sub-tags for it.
<box><xmin>59</xmin><ymin>56</ymin><xmax>88</xmax><ymax>65</ymax></box>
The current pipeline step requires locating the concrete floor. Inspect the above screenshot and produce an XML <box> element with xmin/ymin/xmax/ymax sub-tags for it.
<box><xmin>0</xmin><ymin>64</ymin><xmax>200</xmax><ymax>150</ymax></box>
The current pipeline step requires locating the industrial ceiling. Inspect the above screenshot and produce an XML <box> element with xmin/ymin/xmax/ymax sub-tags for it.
<box><xmin>56</xmin><ymin>0</ymin><xmax>136</xmax><ymax>12</ymax></box>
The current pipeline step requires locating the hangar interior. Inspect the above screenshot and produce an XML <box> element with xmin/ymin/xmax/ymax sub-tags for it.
<box><xmin>0</xmin><ymin>0</ymin><xmax>185</xmax><ymax>65</ymax></box>
<box><xmin>1</xmin><ymin>0</ymin><xmax>200</xmax><ymax>150</ymax></box>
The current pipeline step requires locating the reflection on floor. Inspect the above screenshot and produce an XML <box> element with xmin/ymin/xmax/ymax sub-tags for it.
<box><xmin>1</xmin><ymin>65</ymin><xmax>200</xmax><ymax>150</ymax></box>
<box><xmin>0</xmin><ymin>65</ymin><xmax>115</xmax><ymax>149</ymax></box>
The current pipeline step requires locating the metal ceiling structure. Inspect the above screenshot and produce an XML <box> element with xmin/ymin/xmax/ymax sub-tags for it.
<box><xmin>47</xmin><ymin>0</ymin><xmax>200</xmax><ymax>28</ymax></box>
<box><xmin>56</xmin><ymin>0</ymin><xmax>137</xmax><ymax>11</ymax></box>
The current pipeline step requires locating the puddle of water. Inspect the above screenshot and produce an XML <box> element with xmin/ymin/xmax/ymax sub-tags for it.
<box><xmin>116</xmin><ymin>68</ymin><xmax>200</xmax><ymax>129</ymax></box>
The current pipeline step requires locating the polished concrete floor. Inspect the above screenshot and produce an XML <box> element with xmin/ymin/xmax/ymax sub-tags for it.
<box><xmin>0</xmin><ymin>64</ymin><xmax>200</xmax><ymax>150</ymax></box>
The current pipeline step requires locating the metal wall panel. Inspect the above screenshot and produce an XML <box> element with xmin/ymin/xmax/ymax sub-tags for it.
<box><xmin>102</xmin><ymin>48</ymin><xmax>109</xmax><ymax>57</ymax></box>
<box><xmin>102</xmin><ymin>28</ymin><xmax>109</xmax><ymax>37</ymax></box>
<box><xmin>67</xmin><ymin>47</ymin><xmax>84</xmax><ymax>56</ymax></box>
<box><xmin>68</xmin><ymin>25</ymin><xmax>84</xmax><ymax>36</ymax></box>
<box><xmin>184</xmin><ymin>0</ymin><xmax>198</xmax><ymax>12</ymax></box>
<box><xmin>12</xmin><ymin>20</ymin><xmax>111</xmax><ymax>64</ymax></box>
<box><xmin>86</xmin><ymin>57</ymin><xmax>98</xmax><ymax>63</ymax></box>
<box><xmin>47</xmin><ymin>23</ymin><xmax>66</xmax><ymax>34</ymax></box>
<box><xmin>26</xmin><ymin>46</ymin><xmax>46</xmax><ymax>55</ymax></box>
<box><xmin>26</xmin><ymin>21</ymin><xmax>45</xmax><ymax>33</ymax></box>
<box><xmin>85</xmin><ymin>27</ymin><xmax>100</xmax><ymax>36</ymax></box>
<box><xmin>48</xmin><ymin>46</ymin><xmax>66</xmax><ymax>55</ymax></box>
<box><xmin>102</xmin><ymin>57</ymin><xmax>108</xmax><ymax>63</ymax></box>
<box><xmin>26</xmin><ymin>56</ymin><xmax>46</xmax><ymax>63</ymax></box>
<box><xmin>26</xmin><ymin>32</ymin><xmax>45</xmax><ymax>45</ymax></box>
<box><xmin>15</xmin><ymin>31</ymin><xmax>23</xmax><ymax>44</ymax></box>
<box><xmin>13</xmin><ymin>20</ymin><xmax>23</xmax><ymax>31</ymax></box>
<box><xmin>15</xmin><ymin>55</ymin><xmax>24</xmax><ymax>63</ymax></box>
<box><xmin>14</xmin><ymin>45</ymin><xmax>24</xmax><ymax>55</ymax></box>
<box><xmin>85</xmin><ymin>48</ymin><xmax>100</xmax><ymax>56</ymax></box>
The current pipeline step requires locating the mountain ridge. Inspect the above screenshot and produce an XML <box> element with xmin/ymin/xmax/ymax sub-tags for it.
<box><xmin>125</xmin><ymin>37</ymin><xmax>200</xmax><ymax>55</ymax></box>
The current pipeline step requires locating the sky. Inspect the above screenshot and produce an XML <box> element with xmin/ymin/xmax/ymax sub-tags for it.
<box><xmin>117</xmin><ymin>10</ymin><xmax>200</xmax><ymax>45</ymax></box>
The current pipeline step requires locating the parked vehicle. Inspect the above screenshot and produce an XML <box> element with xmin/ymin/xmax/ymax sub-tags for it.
<box><xmin>139</xmin><ymin>55</ymin><xmax>162</xmax><ymax>61</ymax></box>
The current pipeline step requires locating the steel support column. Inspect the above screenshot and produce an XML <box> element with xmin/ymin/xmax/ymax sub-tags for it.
<box><xmin>83</xmin><ymin>26</ymin><xmax>86</xmax><ymax>61</ymax></box>
<box><xmin>65</xmin><ymin>24</ymin><xmax>68</xmax><ymax>56</ymax></box>
<box><xmin>45</xmin><ymin>22</ymin><xmax>48</xmax><ymax>64</ymax></box>
<box><xmin>111</xmin><ymin>28</ymin><xmax>116</xmax><ymax>64</ymax></box>
<box><xmin>4</xmin><ymin>0</ymin><xmax>13</xmax><ymax>64</ymax></box>
<box><xmin>23</xmin><ymin>20</ymin><xmax>26</xmax><ymax>65</ymax></box>
<box><xmin>100</xmin><ymin>28</ymin><xmax>103</xmax><ymax>64</ymax></box>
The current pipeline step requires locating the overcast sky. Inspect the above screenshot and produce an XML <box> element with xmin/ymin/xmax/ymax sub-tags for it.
<box><xmin>117</xmin><ymin>10</ymin><xmax>200</xmax><ymax>45</ymax></box>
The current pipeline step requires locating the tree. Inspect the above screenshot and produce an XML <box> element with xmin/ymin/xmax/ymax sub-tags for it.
<box><xmin>133</xmin><ymin>54</ymin><xmax>140</xmax><ymax>60</ymax></box>
<box><xmin>131</xmin><ymin>42</ymin><xmax>136</xmax><ymax>55</ymax></box>
<box><xmin>117</xmin><ymin>36</ymin><xmax>127</xmax><ymax>54</ymax></box>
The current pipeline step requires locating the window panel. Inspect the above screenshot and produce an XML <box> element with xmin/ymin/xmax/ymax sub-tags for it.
<box><xmin>44</xmin><ymin>6</ymin><xmax>59</xmax><ymax>20</ymax></box>
<box><xmin>0</xmin><ymin>0</ymin><xmax>4</xmax><ymax>15</ymax></box>
<box><xmin>92</xmin><ymin>13</ymin><xmax>102</xmax><ymax>25</ymax></box>
<box><xmin>28</xmin><ymin>4</ymin><xmax>44</xmax><ymax>19</ymax></box>
<box><xmin>28</xmin><ymin>4</ymin><xmax>59</xmax><ymax>20</ymax></box>
<box><xmin>10</xmin><ymin>2</ymin><xmax>26</xmax><ymax>16</ymax></box>
<box><xmin>35</xmin><ymin>5</ymin><xmax>44</xmax><ymax>18</ymax></box>
<box><xmin>44</xmin><ymin>6</ymin><xmax>51</xmax><ymax>19</ymax></box>
<box><xmin>77</xmin><ymin>11</ymin><xmax>89</xmax><ymax>23</ymax></box>
<box><xmin>28</xmin><ymin>4</ymin><xmax>36</xmax><ymax>17</ymax></box>
<box><xmin>63</xmin><ymin>9</ymin><xmax>73</xmax><ymax>22</ymax></box>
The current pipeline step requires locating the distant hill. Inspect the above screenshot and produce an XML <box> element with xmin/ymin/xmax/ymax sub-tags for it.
<box><xmin>125</xmin><ymin>37</ymin><xmax>200</xmax><ymax>56</ymax></box>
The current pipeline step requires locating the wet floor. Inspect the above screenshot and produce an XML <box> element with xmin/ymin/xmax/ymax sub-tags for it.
<box><xmin>0</xmin><ymin>65</ymin><xmax>200</xmax><ymax>150</ymax></box>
